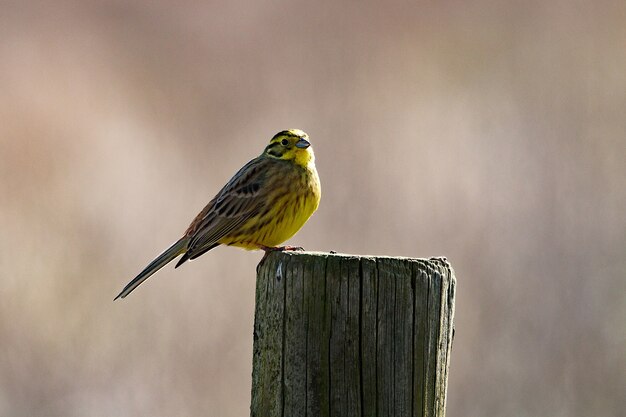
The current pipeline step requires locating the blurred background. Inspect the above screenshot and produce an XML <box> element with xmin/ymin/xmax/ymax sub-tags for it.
<box><xmin>1</xmin><ymin>0</ymin><xmax>625</xmax><ymax>416</ymax></box>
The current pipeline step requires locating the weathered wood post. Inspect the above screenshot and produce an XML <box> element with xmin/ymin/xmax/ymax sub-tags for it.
<box><xmin>251</xmin><ymin>251</ymin><xmax>456</xmax><ymax>417</ymax></box>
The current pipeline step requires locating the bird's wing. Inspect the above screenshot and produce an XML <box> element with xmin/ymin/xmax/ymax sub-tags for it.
<box><xmin>183</xmin><ymin>156</ymin><xmax>273</xmax><ymax>257</ymax></box>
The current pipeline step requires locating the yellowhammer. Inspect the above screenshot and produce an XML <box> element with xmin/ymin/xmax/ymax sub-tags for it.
<box><xmin>115</xmin><ymin>129</ymin><xmax>321</xmax><ymax>299</ymax></box>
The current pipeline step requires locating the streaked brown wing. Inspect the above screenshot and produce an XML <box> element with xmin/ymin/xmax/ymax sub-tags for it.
<box><xmin>183</xmin><ymin>156</ymin><xmax>272</xmax><ymax>257</ymax></box>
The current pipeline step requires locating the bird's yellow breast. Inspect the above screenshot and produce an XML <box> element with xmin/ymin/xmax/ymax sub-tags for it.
<box><xmin>220</xmin><ymin>159</ymin><xmax>320</xmax><ymax>250</ymax></box>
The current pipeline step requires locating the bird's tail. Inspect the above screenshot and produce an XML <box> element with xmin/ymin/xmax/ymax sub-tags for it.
<box><xmin>115</xmin><ymin>238</ymin><xmax>188</xmax><ymax>300</ymax></box>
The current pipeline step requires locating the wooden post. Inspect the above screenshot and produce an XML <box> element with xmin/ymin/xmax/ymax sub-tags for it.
<box><xmin>251</xmin><ymin>251</ymin><xmax>456</xmax><ymax>417</ymax></box>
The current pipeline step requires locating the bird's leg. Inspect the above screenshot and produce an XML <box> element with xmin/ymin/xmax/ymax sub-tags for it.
<box><xmin>259</xmin><ymin>244</ymin><xmax>304</xmax><ymax>252</ymax></box>
<box><xmin>283</xmin><ymin>245</ymin><xmax>305</xmax><ymax>251</ymax></box>
<box><xmin>257</xmin><ymin>245</ymin><xmax>305</xmax><ymax>273</ymax></box>
<box><xmin>257</xmin><ymin>244</ymin><xmax>305</xmax><ymax>268</ymax></box>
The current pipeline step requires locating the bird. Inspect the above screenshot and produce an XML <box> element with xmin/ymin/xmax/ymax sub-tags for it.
<box><xmin>115</xmin><ymin>129</ymin><xmax>321</xmax><ymax>300</ymax></box>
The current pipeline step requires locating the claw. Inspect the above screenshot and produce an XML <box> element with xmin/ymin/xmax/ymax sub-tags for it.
<box><xmin>258</xmin><ymin>245</ymin><xmax>305</xmax><ymax>252</ymax></box>
<box><xmin>257</xmin><ymin>245</ymin><xmax>305</xmax><ymax>271</ymax></box>
<box><xmin>281</xmin><ymin>245</ymin><xmax>304</xmax><ymax>251</ymax></box>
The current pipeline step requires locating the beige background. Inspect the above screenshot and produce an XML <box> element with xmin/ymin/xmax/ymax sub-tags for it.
<box><xmin>1</xmin><ymin>1</ymin><xmax>625</xmax><ymax>416</ymax></box>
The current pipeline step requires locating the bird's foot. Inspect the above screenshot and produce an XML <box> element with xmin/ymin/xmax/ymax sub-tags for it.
<box><xmin>279</xmin><ymin>245</ymin><xmax>305</xmax><ymax>251</ymax></box>
<box><xmin>259</xmin><ymin>245</ymin><xmax>304</xmax><ymax>252</ymax></box>
<box><xmin>257</xmin><ymin>245</ymin><xmax>304</xmax><ymax>268</ymax></box>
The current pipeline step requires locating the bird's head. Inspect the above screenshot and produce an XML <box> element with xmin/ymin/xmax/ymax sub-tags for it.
<box><xmin>263</xmin><ymin>129</ymin><xmax>314</xmax><ymax>167</ymax></box>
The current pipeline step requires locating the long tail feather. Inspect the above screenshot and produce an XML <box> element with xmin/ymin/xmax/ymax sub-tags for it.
<box><xmin>115</xmin><ymin>238</ymin><xmax>188</xmax><ymax>300</ymax></box>
<box><xmin>175</xmin><ymin>242</ymin><xmax>220</xmax><ymax>268</ymax></box>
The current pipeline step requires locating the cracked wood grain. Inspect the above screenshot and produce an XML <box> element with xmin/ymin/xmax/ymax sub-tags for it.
<box><xmin>251</xmin><ymin>252</ymin><xmax>456</xmax><ymax>417</ymax></box>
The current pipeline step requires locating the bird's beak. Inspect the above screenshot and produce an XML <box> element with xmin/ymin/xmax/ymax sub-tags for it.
<box><xmin>295</xmin><ymin>138</ymin><xmax>310</xmax><ymax>149</ymax></box>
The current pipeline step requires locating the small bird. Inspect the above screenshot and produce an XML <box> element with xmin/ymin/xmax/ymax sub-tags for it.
<box><xmin>115</xmin><ymin>129</ymin><xmax>321</xmax><ymax>299</ymax></box>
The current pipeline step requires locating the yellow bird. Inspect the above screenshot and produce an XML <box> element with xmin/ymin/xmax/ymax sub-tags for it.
<box><xmin>115</xmin><ymin>129</ymin><xmax>321</xmax><ymax>299</ymax></box>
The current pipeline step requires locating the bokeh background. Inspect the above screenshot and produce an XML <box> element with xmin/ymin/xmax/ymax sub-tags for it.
<box><xmin>1</xmin><ymin>1</ymin><xmax>625</xmax><ymax>416</ymax></box>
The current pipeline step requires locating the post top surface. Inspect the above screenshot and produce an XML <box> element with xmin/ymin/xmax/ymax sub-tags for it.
<box><xmin>262</xmin><ymin>250</ymin><xmax>454</xmax><ymax>275</ymax></box>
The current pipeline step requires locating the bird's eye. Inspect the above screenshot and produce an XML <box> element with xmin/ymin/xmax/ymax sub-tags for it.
<box><xmin>281</xmin><ymin>139</ymin><xmax>289</xmax><ymax>146</ymax></box>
